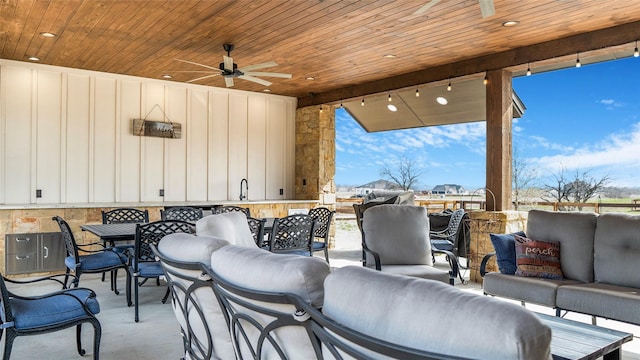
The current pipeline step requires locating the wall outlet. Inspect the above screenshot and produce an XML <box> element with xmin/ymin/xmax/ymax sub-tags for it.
<box><xmin>279</xmin><ymin>188</ymin><xmax>284</xmax><ymax>195</ymax></box>
<box><xmin>36</xmin><ymin>189</ymin><xmax>42</xmax><ymax>198</ymax></box>
<box><xmin>159</xmin><ymin>189</ymin><xmax>164</xmax><ymax>197</ymax></box>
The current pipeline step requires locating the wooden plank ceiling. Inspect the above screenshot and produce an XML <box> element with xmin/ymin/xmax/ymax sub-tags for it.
<box><xmin>2</xmin><ymin>0</ymin><xmax>640</xmax><ymax>107</ymax></box>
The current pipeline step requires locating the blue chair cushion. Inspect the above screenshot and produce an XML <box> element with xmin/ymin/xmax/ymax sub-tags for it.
<box><xmin>489</xmin><ymin>231</ymin><xmax>526</xmax><ymax>275</ymax></box>
<box><xmin>10</xmin><ymin>289</ymin><xmax>100</xmax><ymax>330</ymax></box>
<box><xmin>312</xmin><ymin>241</ymin><xmax>326</xmax><ymax>250</ymax></box>
<box><xmin>134</xmin><ymin>262</ymin><xmax>164</xmax><ymax>278</ymax></box>
<box><xmin>431</xmin><ymin>239</ymin><xmax>454</xmax><ymax>252</ymax></box>
<box><xmin>65</xmin><ymin>251</ymin><xmax>127</xmax><ymax>271</ymax></box>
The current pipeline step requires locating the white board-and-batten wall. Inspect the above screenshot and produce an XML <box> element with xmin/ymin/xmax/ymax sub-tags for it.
<box><xmin>0</xmin><ymin>59</ymin><xmax>296</xmax><ymax>205</ymax></box>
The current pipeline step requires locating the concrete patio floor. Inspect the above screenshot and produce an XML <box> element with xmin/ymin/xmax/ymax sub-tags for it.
<box><xmin>1</xmin><ymin>218</ymin><xmax>638</xmax><ymax>359</ymax></box>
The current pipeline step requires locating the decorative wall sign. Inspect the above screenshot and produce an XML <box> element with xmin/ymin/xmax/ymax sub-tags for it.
<box><xmin>133</xmin><ymin>119</ymin><xmax>181</xmax><ymax>139</ymax></box>
<box><xmin>132</xmin><ymin>104</ymin><xmax>182</xmax><ymax>139</ymax></box>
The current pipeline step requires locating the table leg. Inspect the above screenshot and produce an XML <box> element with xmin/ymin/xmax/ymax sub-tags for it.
<box><xmin>603</xmin><ymin>348</ymin><xmax>622</xmax><ymax>360</ymax></box>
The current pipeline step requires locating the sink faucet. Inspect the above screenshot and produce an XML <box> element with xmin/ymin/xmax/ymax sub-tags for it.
<box><xmin>240</xmin><ymin>178</ymin><xmax>248</xmax><ymax>201</ymax></box>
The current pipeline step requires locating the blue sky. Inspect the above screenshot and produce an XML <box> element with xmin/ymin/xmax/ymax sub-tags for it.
<box><xmin>335</xmin><ymin>57</ymin><xmax>640</xmax><ymax>190</ymax></box>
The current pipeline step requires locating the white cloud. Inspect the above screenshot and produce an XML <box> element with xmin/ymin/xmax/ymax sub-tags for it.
<box><xmin>598</xmin><ymin>98</ymin><xmax>624</xmax><ymax>110</ymax></box>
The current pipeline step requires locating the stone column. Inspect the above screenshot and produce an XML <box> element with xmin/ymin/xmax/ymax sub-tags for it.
<box><xmin>294</xmin><ymin>105</ymin><xmax>337</xmax><ymax>247</ymax></box>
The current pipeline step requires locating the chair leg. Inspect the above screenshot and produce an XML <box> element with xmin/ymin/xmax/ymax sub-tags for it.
<box><xmin>111</xmin><ymin>269</ymin><xmax>120</xmax><ymax>295</ymax></box>
<box><xmin>134</xmin><ymin>275</ymin><xmax>140</xmax><ymax>322</ymax></box>
<box><xmin>3</xmin><ymin>330</ymin><xmax>16</xmax><ymax>360</ymax></box>
<box><xmin>324</xmin><ymin>247</ymin><xmax>329</xmax><ymax>263</ymax></box>
<box><xmin>91</xmin><ymin>318</ymin><xmax>102</xmax><ymax>360</ymax></box>
<box><xmin>161</xmin><ymin>287</ymin><xmax>171</xmax><ymax>304</ymax></box>
<box><xmin>76</xmin><ymin>324</ymin><xmax>86</xmax><ymax>356</ymax></box>
<box><xmin>126</xmin><ymin>270</ymin><xmax>132</xmax><ymax>307</ymax></box>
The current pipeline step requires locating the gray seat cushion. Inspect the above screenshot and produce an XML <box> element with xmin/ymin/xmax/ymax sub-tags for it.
<box><xmin>375</xmin><ymin>264</ymin><xmax>450</xmax><ymax>283</ymax></box>
<box><xmin>483</xmin><ymin>272</ymin><xmax>582</xmax><ymax>308</ymax></box>
<box><xmin>556</xmin><ymin>282</ymin><xmax>640</xmax><ymax>325</ymax></box>
<box><xmin>324</xmin><ymin>266</ymin><xmax>552</xmax><ymax>360</ymax></box>
<box><xmin>526</xmin><ymin>210</ymin><xmax>597</xmax><ymax>282</ymax></box>
<box><xmin>594</xmin><ymin>213</ymin><xmax>640</xmax><ymax>288</ymax></box>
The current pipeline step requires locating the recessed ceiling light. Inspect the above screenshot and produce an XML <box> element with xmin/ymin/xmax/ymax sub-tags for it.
<box><xmin>436</xmin><ymin>97</ymin><xmax>448</xmax><ymax>105</ymax></box>
<box><xmin>502</xmin><ymin>20</ymin><xmax>519</xmax><ymax>27</ymax></box>
<box><xmin>383</xmin><ymin>54</ymin><xmax>397</xmax><ymax>58</ymax></box>
<box><xmin>162</xmin><ymin>74</ymin><xmax>172</xmax><ymax>79</ymax></box>
<box><xmin>263</xmin><ymin>89</ymin><xmax>272</xmax><ymax>92</ymax></box>
<box><xmin>40</xmin><ymin>32</ymin><xmax>56</xmax><ymax>38</ymax></box>
<box><xmin>305</xmin><ymin>76</ymin><xmax>315</xmax><ymax>80</ymax></box>
<box><xmin>387</xmin><ymin>104</ymin><xmax>398</xmax><ymax>112</ymax></box>
<box><xmin>28</xmin><ymin>56</ymin><xmax>40</xmax><ymax>61</ymax></box>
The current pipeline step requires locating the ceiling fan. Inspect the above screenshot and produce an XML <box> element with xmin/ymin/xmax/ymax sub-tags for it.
<box><xmin>413</xmin><ymin>0</ymin><xmax>495</xmax><ymax>18</ymax></box>
<box><xmin>175</xmin><ymin>44</ymin><xmax>292</xmax><ymax>87</ymax></box>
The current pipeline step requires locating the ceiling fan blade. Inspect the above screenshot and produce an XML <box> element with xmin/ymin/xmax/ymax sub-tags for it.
<box><xmin>239</xmin><ymin>61</ymin><xmax>278</xmax><ymax>72</ymax></box>
<box><xmin>238</xmin><ymin>75</ymin><xmax>272</xmax><ymax>87</ymax></box>
<box><xmin>479</xmin><ymin>0</ymin><xmax>495</xmax><ymax>18</ymax></box>
<box><xmin>186</xmin><ymin>74</ymin><xmax>221</xmax><ymax>83</ymax></box>
<box><xmin>413</xmin><ymin>0</ymin><xmax>440</xmax><ymax>15</ymax></box>
<box><xmin>174</xmin><ymin>59</ymin><xmax>221</xmax><ymax>72</ymax></box>
<box><xmin>223</xmin><ymin>55</ymin><xmax>234</xmax><ymax>71</ymax></box>
<box><xmin>224</xmin><ymin>77</ymin><xmax>234</xmax><ymax>87</ymax></box>
<box><xmin>243</xmin><ymin>71</ymin><xmax>292</xmax><ymax>79</ymax></box>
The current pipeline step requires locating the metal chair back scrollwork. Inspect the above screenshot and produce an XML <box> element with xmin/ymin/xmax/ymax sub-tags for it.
<box><xmin>102</xmin><ymin>208</ymin><xmax>149</xmax><ymax>224</ymax></box>
<box><xmin>247</xmin><ymin>217</ymin><xmax>267</xmax><ymax>248</ymax></box>
<box><xmin>161</xmin><ymin>206</ymin><xmax>204</xmax><ymax>223</ymax></box>
<box><xmin>212</xmin><ymin>205</ymin><xmax>251</xmax><ymax>218</ymax></box>
<box><xmin>268</xmin><ymin>214</ymin><xmax>316</xmax><ymax>256</ymax></box>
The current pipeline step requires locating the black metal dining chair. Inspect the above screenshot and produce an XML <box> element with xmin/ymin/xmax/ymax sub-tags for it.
<box><xmin>268</xmin><ymin>214</ymin><xmax>316</xmax><ymax>256</ymax></box>
<box><xmin>130</xmin><ymin>220</ymin><xmax>196</xmax><ymax>322</ymax></box>
<box><xmin>52</xmin><ymin>216</ymin><xmax>131</xmax><ymax>302</ymax></box>
<box><xmin>308</xmin><ymin>207</ymin><xmax>335</xmax><ymax>263</ymax></box>
<box><xmin>0</xmin><ymin>273</ymin><xmax>101</xmax><ymax>359</ymax></box>
<box><xmin>212</xmin><ymin>205</ymin><xmax>251</xmax><ymax>218</ymax></box>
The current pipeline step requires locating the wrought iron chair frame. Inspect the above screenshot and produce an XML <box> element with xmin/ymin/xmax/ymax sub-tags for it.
<box><xmin>430</xmin><ymin>209</ymin><xmax>469</xmax><ymax>283</ymax></box>
<box><xmin>247</xmin><ymin>217</ymin><xmax>267</xmax><ymax>248</ymax></box>
<box><xmin>151</xmin><ymin>245</ymin><xmax>215</xmax><ymax>360</ymax></box>
<box><xmin>201</xmin><ymin>264</ymin><xmax>462</xmax><ymax>360</ymax></box>
<box><xmin>308</xmin><ymin>207</ymin><xmax>335</xmax><ymax>263</ymax></box>
<box><xmin>52</xmin><ymin>216</ymin><xmax>131</xmax><ymax>301</ymax></box>
<box><xmin>131</xmin><ymin>220</ymin><xmax>196</xmax><ymax>322</ymax></box>
<box><xmin>0</xmin><ymin>274</ymin><xmax>101</xmax><ymax>360</ymax></box>
<box><xmin>268</xmin><ymin>214</ymin><xmax>316</xmax><ymax>256</ymax></box>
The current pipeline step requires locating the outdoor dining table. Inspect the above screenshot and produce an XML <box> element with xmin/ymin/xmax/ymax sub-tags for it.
<box><xmin>80</xmin><ymin>223</ymin><xmax>140</xmax><ymax>245</ymax></box>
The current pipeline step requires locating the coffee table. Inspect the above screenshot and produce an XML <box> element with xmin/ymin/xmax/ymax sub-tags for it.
<box><xmin>537</xmin><ymin>313</ymin><xmax>633</xmax><ymax>360</ymax></box>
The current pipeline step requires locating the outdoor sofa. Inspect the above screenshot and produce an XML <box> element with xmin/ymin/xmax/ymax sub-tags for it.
<box><xmin>153</xmin><ymin>212</ymin><xmax>552</xmax><ymax>359</ymax></box>
<box><xmin>482</xmin><ymin>209</ymin><xmax>640</xmax><ymax>326</ymax></box>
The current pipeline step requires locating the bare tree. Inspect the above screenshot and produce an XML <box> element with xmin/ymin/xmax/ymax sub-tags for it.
<box><xmin>379</xmin><ymin>158</ymin><xmax>423</xmax><ymax>191</ymax></box>
<box><xmin>542</xmin><ymin>167</ymin><xmax>610</xmax><ymax>210</ymax></box>
<box><xmin>512</xmin><ymin>147</ymin><xmax>537</xmax><ymax>210</ymax></box>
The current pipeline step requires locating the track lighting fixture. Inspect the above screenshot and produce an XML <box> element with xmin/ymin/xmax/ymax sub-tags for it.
<box><xmin>576</xmin><ymin>52</ymin><xmax>581</xmax><ymax>68</ymax></box>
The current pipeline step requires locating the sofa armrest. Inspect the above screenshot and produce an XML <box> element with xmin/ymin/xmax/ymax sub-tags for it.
<box><xmin>480</xmin><ymin>252</ymin><xmax>496</xmax><ymax>277</ymax></box>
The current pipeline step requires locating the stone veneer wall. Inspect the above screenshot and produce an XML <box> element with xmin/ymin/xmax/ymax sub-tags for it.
<box><xmin>295</xmin><ymin>104</ymin><xmax>337</xmax><ymax>247</ymax></box>
<box><xmin>468</xmin><ymin>210</ymin><xmax>527</xmax><ymax>283</ymax></box>
<box><xmin>0</xmin><ymin>201</ymin><xmax>318</xmax><ymax>276</ymax></box>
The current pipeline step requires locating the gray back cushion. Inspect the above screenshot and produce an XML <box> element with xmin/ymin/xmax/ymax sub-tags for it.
<box><xmin>362</xmin><ymin>204</ymin><xmax>431</xmax><ymax>266</ymax></box>
<box><xmin>594</xmin><ymin>213</ymin><xmax>640</xmax><ymax>287</ymax></box>
<box><xmin>527</xmin><ymin>210</ymin><xmax>597</xmax><ymax>282</ymax></box>
<box><xmin>195</xmin><ymin>212</ymin><xmax>257</xmax><ymax>248</ymax></box>
<box><xmin>323</xmin><ymin>266</ymin><xmax>552</xmax><ymax>360</ymax></box>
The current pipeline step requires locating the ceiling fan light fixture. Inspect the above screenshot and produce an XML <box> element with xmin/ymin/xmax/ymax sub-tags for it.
<box><xmin>502</xmin><ymin>20</ymin><xmax>519</xmax><ymax>27</ymax></box>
